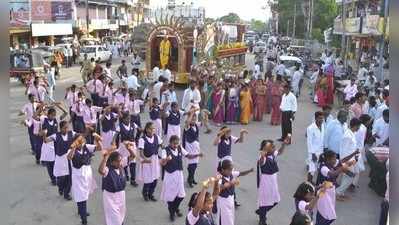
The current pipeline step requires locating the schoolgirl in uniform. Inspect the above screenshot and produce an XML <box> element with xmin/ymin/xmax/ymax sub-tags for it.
<box><xmin>315</xmin><ymin>150</ymin><xmax>359</xmax><ymax>225</ymax></box>
<box><xmin>137</xmin><ymin>122</ymin><xmax>162</xmax><ymax>201</ymax></box>
<box><xmin>67</xmin><ymin>134</ymin><xmax>102</xmax><ymax>225</ymax></box>
<box><xmin>183</xmin><ymin>108</ymin><xmax>203</xmax><ymax>187</ymax></box>
<box><xmin>100</xmin><ymin>106</ymin><xmax>118</xmax><ymax>149</ymax></box>
<box><xmin>98</xmin><ymin>143</ymin><xmax>136</xmax><ymax>225</ymax></box>
<box><xmin>163</xmin><ymin>102</ymin><xmax>185</xmax><ymax>143</ymax></box>
<box><xmin>213</xmin><ymin>127</ymin><xmax>248</xmax><ymax>166</ymax></box>
<box><xmin>44</xmin><ymin>120</ymin><xmax>78</xmax><ymax>200</ymax></box>
<box><xmin>256</xmin><ymin>139</ymin><xmax>288</xmax><ymax>225</ymax></box>
<box><xmin>40</xmin><ymin>107</ymin><xmax>58</xmax><ymax>185</ymax></box>
<box><xmin>19</xmin><ymin>94</ymin><xmax>38</xmax><ymax>154</ymax></box>
<box><xmin>217</xmin><ymin>159</ymin><xmax>253</xmax><ymax>225</ymax></box>
<box><xmin>28</xmin><ymin>104</ymin><xmax>45</xmax><ymax>165</ymax></box>
<box><xmin>186</xmin><ymin>175</ymin><xmax>221</xmax><ymax>225</ymax></box>
<box><xmin>72</xmin><ymin>92</ymin><xmax>86</xmax><ymax>133</ymax></box>
<box><xmin>160</xmin><ymin>135</ymin><xmax>203</xmax><ymax>221</ymax></box>
<box><xmin>293</xmin><ymin>182</ymin><xmax>325</xmax><ymax>221</ymax></box>
<box><xmin>149</xmin><ymin>97</ymin><xmax>163</xmax><ymax>139</ymax></box>
<box><xmin>115</xmin><ymin>111</ymin><xmax>139</xmax><ymax>187</ymax></box>
<box><xmin>213</xmin><ymin>127</ymin><xmax>248</xmax><ymax>207</ymax></box>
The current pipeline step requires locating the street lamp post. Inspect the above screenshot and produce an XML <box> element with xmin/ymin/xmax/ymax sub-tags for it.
<box><xmin>86</xmin><ymin>0</ymin><xmax>89</xmax><ymax>38</ymax></box>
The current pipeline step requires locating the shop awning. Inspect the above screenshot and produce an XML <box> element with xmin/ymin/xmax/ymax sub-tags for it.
<box><xmin>9</xmin><ymin>27</ymin><xmax>30</xmax><ymax>34</ymax></box>
<box><xmin>32</xmin><ymin>23</ymin><xmax>73</xmax><ymax>37</ymax></box>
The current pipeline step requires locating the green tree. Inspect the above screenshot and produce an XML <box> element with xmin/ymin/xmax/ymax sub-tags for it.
<box><xmin>277</xmin><ymin>0</ymin><xmax>338</xmax><ymax>42</ymax></box>
<box><xmin>250</xmin><ymin>19</ymin><xmax>267</xmax><ymax>33</ymax></box>
<box><xmin>218</xmin><ymin>13</ymin><xmax>241</xmax><ymax>23</ymax></box>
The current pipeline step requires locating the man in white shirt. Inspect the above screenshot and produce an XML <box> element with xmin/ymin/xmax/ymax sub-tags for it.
<box><xmin>372</xmin><ymin>109</ymin><xmax>389</xmax><ymax>146</ymax></box>
<box><xmin>275</xmin><ymin>62</ymin><xmax>286</xmax><ymax>77</ymax></box>
<box><xmin>291</xmin><ymin>65</ymin><xmax>303</xmax><ymax>97</ymax></box>
<box><xmin>161</xmin><ymin>83</ymin><xmax>178</xmax><ymax>112</ymax></box>
<box><xmin>324</xmin><ymin>109</ymin><xmax>348</xmax><ymax>156</ymax></box>
<box><xmin>357</xmin><ymin>64</ymin><xmax>368</xmax><ymax>81</ymax></box>
<box><xmin>279</xmin><ymin>84</ymin><xmax>297</xmax><ymax>143</ymax></box>
<box><xmin>123</xmin><ymin>73</ymin><xmax>141</xmax><ymax>91</ymax></box>
<box><xmin>153</xmin><ymin>76</ymin><xmax>168</xmax><ymax>101</ymax></box>
<box><xmin>181</xmin><ymin>80</ymin><xmax>201</xmax><ymax>113</ymax></box>
<box><xmin>131</xmin><ymin>52</ymin><xmax>141</xmax><ymax>75</ymax></box>
<box><xmin>375</xmin><ymin>90</ymin><xmax>389</xmax><ymax>119</ymax></box>
<box><xmin>306</xmin><ymin>111</ymin><xmax>325</xmax><ymax>183</ymax></box>
<box><xmin>85</xmin><ymin>76</ymin><xmax>105</xmax><ymax>106</ymax></box>
<box><xmin>336</xmin><ymin>118</ymin><xmax>361</xmax><ymax>200</ymax></box>
<box><xmin>253</xmin><ymin>64</ymin><xmax>261</xmax><ymax>80</ymax></box>
<box><xmin>343</xmin><ymin>78</ymin><xmax>358</xmax><ymax>101</ymax></box>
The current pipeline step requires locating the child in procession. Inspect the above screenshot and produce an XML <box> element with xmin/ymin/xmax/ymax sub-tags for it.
<box><xmin>43</xmin><ymin>120</ymin><xmax>78</xmax><ymax>200</ymax></box>
<box><xmin>160</xmin><ymin>135</ymin><xmax>203</xmax><ymax>221</ymax></box>
<box><xmin>256</xmin><ymin>138</ymin><xmax>288</xmax><ymax>225</ymax></box>
<box><xmin>67</xmin><ymin>134</ymin><xmax>102</xmax><ymax>225</ymax></box>
<box><xmin>149</xmin><ymin>97</ymin><xmax>163</xmax><ymax>138</ymax></box>
<box><xmin>137</xmin><ymin>122</ymin><xmax>162</xmax><ymax>201</ymax></box>
<box><xmin>217</xmin><ymin>159</ymin><xmax>254</xmax><ymax>225</ymax></box>
<box><xmin>163</xmin><ymin>101</ymin><xmax>185</xmax><ymax>143</ymax></box>
<box><xmin>315</xmin><ymin>150</ymin><xmax>360</xmax><ymax>225</ymax></box>
<box><xmin>100</xmin><ymin>106</ymin><xmax>118</xmax><ymax>149</ymax></box>
<box><xmin>39</xmin><ymin>107</ymin><xmax>58</xmax><ymax>185</ymax></box>
<box><xmin>186</xmin><ymin>175</ymin><xmax>222</xmax><ymax>225</ymax></box>
<box><xmin>183</xmin><ymin>107</ymin><xmax>204</xmax><ymax>188</ymax></box>
<box><xmin>293</xmin><ymin>181</ymin><xmax>327</xmax><ymax>221</ymax></box>
<box><xmin>115</xmin><ymin>111</ymin><xmax>140</xmax><ymax>187</ymax></box>
<box><xmin>98</xmin><ymin>144</ymin><xmax>136</xmax><ymax>225</ymax></box>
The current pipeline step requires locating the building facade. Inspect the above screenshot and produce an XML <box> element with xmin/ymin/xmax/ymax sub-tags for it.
<box><xmin>333</xmin><ymin>0</ymin><xmax>389</xmax><ymax>68</ymax></box>
<box><xmin>9</xmin><ymin>0</ymin><xmax>151</xmax><ymax>48</ymax></box>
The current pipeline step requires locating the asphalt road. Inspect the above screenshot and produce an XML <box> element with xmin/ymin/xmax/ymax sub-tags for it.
<box><xmin>9</xmin><ymin>54</ymin><xmax>382</xmax><ymax>225</ymax></box>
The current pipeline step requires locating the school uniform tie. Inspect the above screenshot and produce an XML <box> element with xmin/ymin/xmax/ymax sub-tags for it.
<box><xmin>94</xmin><ymin>79</ymin><xmax>97</xmax><ymax>94</ymax></box>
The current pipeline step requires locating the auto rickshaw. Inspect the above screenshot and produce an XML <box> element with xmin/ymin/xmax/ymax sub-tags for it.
<box><xmin>10</xmin><ymin>50</ymin><xmax>45</xmax><ymax>84</ymax></box>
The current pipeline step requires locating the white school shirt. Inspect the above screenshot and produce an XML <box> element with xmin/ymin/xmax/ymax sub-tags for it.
<box><xmin>372</xmin><ymin>118</ymin><xmax>389</xmax><ymax>146</ymax></box>
<box><xmin>307</xmin><ymin>122</ymin><xmax>324</xmax><ymax>155</ymax></box>
<box><xmin>186</xmin><ymin>211</ymin><xmax>214</xmax><ymax>225</ymax></box>
<box><xmin>114</xmin><ymin>93</ymin><xmax>129</xmax><ymax>107</ymax></box>
<box><xmin>21</xmin><ymin>102</ymin><xmax>38</xmax><ymax>122</ymax></box>
<box><xmin>126</xmin><ymin>99</ymin><xmax>144</xmax><ymax>115</ymax></box>
<box><xmin>218</xmin><ymin>171</ymin><xmax>240</xmax><ymax>187</ymax></box>
<box><xmin>86</xmin><ymin>79</ymin><xmax>103</xmax><ymax>94</ymax></box>
<box><xmin>66</xmin><ymin>91</ymin><xmax>78</xmax><ymax>108</ymax></box>
<box><xmin>153</xmin><ymin>81</ymin><xmax>164</xmax><ymax>100</ymax></box>
<box><xmin>115</xmin><ymin>122</ymin><xmax>138</xmax><ymax>133</ymax></box>
<box><xmin>104</xmin><ymin>86</ymin><xmax>115</xmax><ymax>105</ymax></box>
<box><xmin>123</xmin><ymin>75</ymin><xmax>140</xmax><ymax>90</ymax></box>
<box><xmin>298</xmin><ymin>200</ymin><xmax>311</xmax><ymax>216</ymax></box>
<box><xmin>138</xmin><ymin>135</ymin><xmax>163</xmax><ymax>149</ymax></box>
<box><xmin>280</xmin><ymin>92</ymin><xmax>297</xmax><ymax>112</ymax></box>
<box><xmin>27</xmin><ymin>85</ymin><xmax>47</xmax><ymax>102</ymax></box>
<box><xmin>161</xmin><ymin>146</ymin><xmax>188</xmax><ymax>159</ymax></box>
<box><xmin>82</xmin><ymin>105</ymin><xmax>103</xmax><ymax>124</ymax></box>
<box><xmin>48</xmin><ymin>131</ymin><xmax>77</xmax><ymax>142</ymax></box>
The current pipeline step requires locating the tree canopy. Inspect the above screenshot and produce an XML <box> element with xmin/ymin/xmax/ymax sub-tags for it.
<box><xmin>276</xmin><ymin>0</ymin><xmax>338</xmax><ymax>42</ymax></box>
<box><xmin>218</xmin><ymin>13</ymin><xmax>242</xmax><ymax>23</ymax></box>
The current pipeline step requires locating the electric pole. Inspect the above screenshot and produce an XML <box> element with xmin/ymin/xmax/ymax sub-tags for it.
<box><xmin>287</xmin><ymin>20</ymin><xmax>290</xmax><ymax>37</ymax></box>
<box><xmin>341</xmin><ymin>0</ymin><xmax>347</xmax><ymax>67</ymax></box>
<box><xmin>86</xmin><ymin>0</ymin><xmax>89</xmax><ymax>38</ymax></box>
<box><xmin>378</xmin><ymin>0</ymin><xmax>389</xmax><ymax>81</ymax></box>
<box><xmin>293</xmin><ymin>1</ymin><xmax>297</xmax><ymax>38</ymax></box>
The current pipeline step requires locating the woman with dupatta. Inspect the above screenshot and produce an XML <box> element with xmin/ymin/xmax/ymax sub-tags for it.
<box><xmin>270</xmin><ymin>75</ymin><xmax>284</xmax><ymax>126</ymax></box>
<box><xmin>212</xmin><ymin>82</ymin><xmax>225</xmax><ymax>126</ymax></box>
<box><xmin>264</xmin><ymin>73</ymin><xmax>273</xmax><ymax>114</ymax></box>
<box><xmin>254</xmin><ymin>78</ymin><xmax>267</xmax><ymax>121</ymax></box>
<box><xmin>315</xmin><ymin>73</ymin><xmax>328</xmax><ymax>108</ymax></box>
<box><xmin>239</xmin><ymin>83</ymin><xmax>253</xmax><ymax>125</ymax></box>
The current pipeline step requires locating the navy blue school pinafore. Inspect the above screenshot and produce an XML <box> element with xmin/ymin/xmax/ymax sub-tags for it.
<box><xmin>102</xmin><ymin>167</ymin><xmax>127</xmax><ymax>193</ymax></box>
<box><xmin>101</xmin><ymin>114</ymin><xmax>116</xmax><ymax>133</ymax></box>
<box><xmin>182</xmin><ymin>124</ymin><xmax>199</xmax><ymax>148</ymax></box>
<box><xmin>164</xmin><ymin>147</ymin><xmax>183</xmax><ymax>173</ymax></box>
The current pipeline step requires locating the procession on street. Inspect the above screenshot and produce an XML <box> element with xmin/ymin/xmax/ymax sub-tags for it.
<box><xmin>10</xmin><ymin>1</ymin><xmax>389</xmax><ymax>225</ymax></box>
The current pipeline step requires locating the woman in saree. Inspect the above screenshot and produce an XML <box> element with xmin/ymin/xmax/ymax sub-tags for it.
<box><xmin>325</xmin><ymin>64</ymin><xmax>335</xmax><ymax>105</ymax></box>
<box><xmin>270</xmin><ymin>75</ymin><xmax>284</xmax><ymax>126</ymax></box>
<box><xmin>264</xmin><ymin>73</ymin><xmax>273</xmax><ymax>114</ymax></box>
<box><xmin>254</xmin><ymin>78</ymin><xmax>267</xmax><ymax>121</ymax></box>
<box><xmin>212</xmin><ymin>82</ymin><xmax>225</xmax><ymax>126</ymax></box>
<box><xmin>315</xmin><ymin>73</ymin><xmax>328</xmax><ymax>108</ymax></box>
<box><xmin>239</xmin><ymin>83</ymin><xmax>253</xmax><ymax>125</ymax></box>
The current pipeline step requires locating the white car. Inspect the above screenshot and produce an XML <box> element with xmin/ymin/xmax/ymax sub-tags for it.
<box><xmin>253</xmin><ymin>41</ymin><xmax>267</xmax><ymax>53</ymax></box>
<box><xmin>78</xmin><ymin>45</ymin><xmax>112</xmax><ymax>62</ymax></box>
<box><xmin>279</xmin><ymin>55</ymin><xmax>303</xmax><ymax>78</ymax></box>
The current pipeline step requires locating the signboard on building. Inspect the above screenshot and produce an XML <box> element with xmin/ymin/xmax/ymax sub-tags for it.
<box><xmin>345</xmin><ymin>17</ymin><xmax>361</xmax><ymax>34</ymax></box>
<box><xmin>362</xmin><ymin>15</ymin><xmax>381</xmax><ymax>35</ymax></box>
<box><xmin>51</xmin><ymin>1</ymin><xmax>72</xmax><ymax>21</ymax></box>
<box><xmin>32</xmin><ymin>23</ymin><xmax>73</xmax><ymax>36</ymax></box>
<box><xmin>10</xmin><ymin>1</ymin><xmax>30</xmax><ymax>27</ymax></box>
<box><xmin>31</xmin><ymin>1</ymin><xmax>52</xmax><ymax>21</ymax></box>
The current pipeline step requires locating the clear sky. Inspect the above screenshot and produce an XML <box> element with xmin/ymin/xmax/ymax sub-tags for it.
<box><xmin>150</xmin><ymin>0</ymin><xmax>272</xmax><ymax>22</ymax></box>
